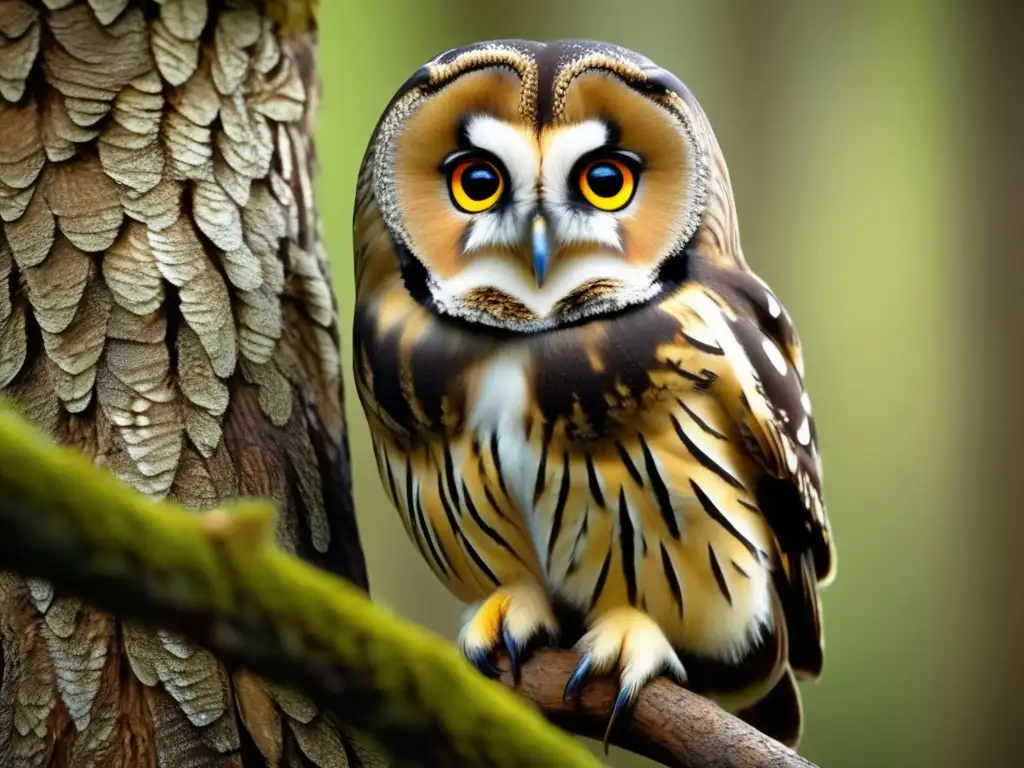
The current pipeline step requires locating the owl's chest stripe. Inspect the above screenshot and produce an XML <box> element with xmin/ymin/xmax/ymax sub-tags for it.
<box><xmin>589</xmin><ymin>550</ymin><xmax>613</xmax><ymax>613</ymax></box>
<box><xmin>564</xmin><ymin>510</ymin><xmax>590</xmax><ymax>578</ymax></box>
<box><xmin>488</xmin><ymin>431</ymin><xmax>510</xmax><ymax>500</ymax></box>
<box><xmin>671</xmin><ymin>414</ymin><xmax>745</xmax><ymax>490</ymax></box>
<box><xmin>617</xmin><ymin>488</ymin><xmax>638</xmax><ymax>606</ymax></box>
<box><xmin>676</xmin><ymin>396</ymin><xmax>728</xmax><ymax>439</ymax></box>
<box><xmin>707</xmin><ymin>543</ymin><xmax>733</xmax><ymax>605</ymax></box>
<box><xmin>690</xmin><ymin>477</ymin><xmax>762</xmax><ymax>560</ymax></box>
<box><xmin>545</xmin><ymin>453</ymin><xmax>572</xmax><ymax>564</ymax></box>
<box><xmin>462</xmin><ymin>479</ymin><xmax>526</xmax><ymax>566</ymax></box>
<box><xmin>483</xmin><ymin>483</ymin><xmax>510</xmax><ymax>522</ymax></box>
<box><xmin>443</xmin><ymin>442</ymin><xmax>462</xmax><ymax>513</ymax></box>
<box><xmin>615</xmin><ymin>441</ymin><xmax>644</xmax><ymax>487</ymax></box>
<box><xmin>436</xmin><ymin>469</ymin><xmax>500</xmax><ymax>587</ymax></box>
<box><xmin>406</xmin><ymin>459</ymin><xmax>453</xmax><ymax>578</ymax></box>
<box><xmin>584</xmin><ymin>453</ymin><xmax>606</xmax><ymax>508</ymax></box>
<box><xmin>637</xmin><ymin>433</ymin><xmax>680</xmax><ymax>539</ymax></box>
<box><xmin>659</xmin><ymin>541</ymin><xmax>684</xmax><ymax>616</ymax></box>
<box><xmin>532</xmin><ymin>424</ymin><xmax>553</xmax><ymax>505</ymax></box>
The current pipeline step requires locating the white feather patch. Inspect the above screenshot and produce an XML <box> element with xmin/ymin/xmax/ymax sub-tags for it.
<box><xmin>431</xmin><ymin>253</ymin><xmax>658</xmax><ymax>325</ymax></box>
<box><xmin>541</xmin><ymin>120</ymin><xmax>608</xmax><ymax>207</ymax></box>
<box><xmin>469</xmin><ymin>349</ymin><xmax>545</xmax><ymax>566</ymax></box>
<box><xmin>464</xmin><ymin>115</ymin><xmax>537</xmax><ymax>194</ymax></box>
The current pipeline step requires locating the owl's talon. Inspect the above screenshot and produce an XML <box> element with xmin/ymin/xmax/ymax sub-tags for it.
<box><xmin>466</xmin><ymin>649</ymin><xmax>502</xmax><ymax>679</ymax></box>
<box><xmin>502</xmin><ymin>623</ymin><xmax>523</xmax><ymax>683</ymax></box>
<box><xmin>563</xmin><ymin>655</ymin><xmax>593</xmax><ymax>704</ymax></box>
<box><xmin>569</xmin><ymin>606</ymin><xmax>687</xmax><ymax>747</ymax></box>
<box><xmin>458</xmin><ymin>582</ymin><xmax>558</xmax><ymax>681</ymax></box>
<box><xmin>603</xmin><ymin>686</ymin><xmax>639</xmax><ymax>753</ymax></box>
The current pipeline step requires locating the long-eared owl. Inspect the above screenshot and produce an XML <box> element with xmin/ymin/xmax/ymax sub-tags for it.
<box><xmin>352</xmin><ymin>39</ymin><xmax>836</xmax><ymax>748</ymax></box>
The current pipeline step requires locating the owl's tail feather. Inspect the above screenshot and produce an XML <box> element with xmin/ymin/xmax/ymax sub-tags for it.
<box><xmin>735</xmin><ymin>665</ymin><xmax>803</xmax><ymax>749</ymax></box>
<box><xmin>776</xmin><ymin>550</ymin><xmax>825</xmax><ymax>679</ymax></box>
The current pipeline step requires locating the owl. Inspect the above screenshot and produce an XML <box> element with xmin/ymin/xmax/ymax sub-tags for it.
<box><xmin>352</xmin><ymin>39</ymin><xmax>835</xmax><ymax>748</ymax></box>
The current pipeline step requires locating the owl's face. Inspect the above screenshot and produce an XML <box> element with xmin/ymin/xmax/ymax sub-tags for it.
<box><xmin>367</xmin><ymin>40</ymin><xmax>729</xmax><ymax>333</ymax></box>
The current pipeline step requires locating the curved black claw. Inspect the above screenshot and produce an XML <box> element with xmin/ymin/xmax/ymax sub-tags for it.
<box><xmin>466</xmin><ymin>648</ymin><xmax>502</xmax><ymax>679</ymax></box>
<box><xmin>502</xmin><ymin>623</ymin><xmax>524</xmax><ymax>683</ymax></box>
<box><xmin>563</xmin><ymin>655</ymin><xmax>593</xmax><ymax>705</ymax></box>
<box><xmin>602</xmin><ymin>686</ymin><xmax>638</xmax><ymax>754</ymax></box>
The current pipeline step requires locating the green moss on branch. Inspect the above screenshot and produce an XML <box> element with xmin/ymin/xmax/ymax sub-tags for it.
<box><xmin>0</xmin><ymin>401</ymin><xmax>601</xmax><ymax>768</ymax></box>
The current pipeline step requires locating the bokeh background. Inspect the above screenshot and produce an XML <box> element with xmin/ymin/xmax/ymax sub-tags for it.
<box><xmin>314</xmin><ymin>2</ymin><xmax>994</xmax><ymax>766</ymax></box>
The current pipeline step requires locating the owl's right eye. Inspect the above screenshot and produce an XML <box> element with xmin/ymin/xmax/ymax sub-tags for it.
<box><xmin>445</xmin><ymin>156</ymin><xmax>505</xmax><ymax>214</ymax></box>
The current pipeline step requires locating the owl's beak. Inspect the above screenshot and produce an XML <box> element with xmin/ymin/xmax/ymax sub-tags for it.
<box><xmin>531</xmin><ymin>213</ymin><xmax>549</xmax><ymax>288</ymax></box>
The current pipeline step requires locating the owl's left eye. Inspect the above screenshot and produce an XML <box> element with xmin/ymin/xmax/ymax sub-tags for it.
<box><xmin>446</xmin><ymin>156</ymin><xmax>505</xmax><ymax>214</ymax></box>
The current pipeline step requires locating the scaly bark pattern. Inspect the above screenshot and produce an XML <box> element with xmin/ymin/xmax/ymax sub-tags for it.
<box><xmin>0</xmin><ymin>1</ymin><xmax>376</xmax><ymax>766</ymax></box>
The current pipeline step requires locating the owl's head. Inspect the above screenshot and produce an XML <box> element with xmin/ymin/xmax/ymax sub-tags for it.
<box><xmin>359</xmin><ymin>39</ymin><xmax>744</xmax><ymax>333</ymax></box>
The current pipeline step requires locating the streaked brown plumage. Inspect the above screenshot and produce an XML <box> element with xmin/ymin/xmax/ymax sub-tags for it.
<box><xmin>353</xmin><ymin>39</ymin><xmax>835</xmax><ymax>748</ymax></box>
<box><xmin>0</xmin><ymin>2</ymin><xmax>378</xmax><ymax>766</ymax></box>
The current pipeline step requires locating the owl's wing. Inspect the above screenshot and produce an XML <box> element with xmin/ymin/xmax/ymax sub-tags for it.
<box><xmin>682</xmin><ymin>264</ymin><xmax>835</xmax><ymax>679</ymax></box>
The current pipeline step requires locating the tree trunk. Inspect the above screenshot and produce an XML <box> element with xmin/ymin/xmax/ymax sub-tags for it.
<box><xmin>0</xmin><ymin>1</ymin><xmax>380</xmax><ymax>765</ymax></box>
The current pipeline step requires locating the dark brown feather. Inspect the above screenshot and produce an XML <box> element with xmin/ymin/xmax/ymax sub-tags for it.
<box><xmin>735</xmin><ymin>666</ymin><xmax>803</xmax><ymax>748</ymax></box>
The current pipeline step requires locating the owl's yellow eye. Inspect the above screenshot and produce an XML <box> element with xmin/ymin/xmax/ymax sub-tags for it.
<box><xmin>448</xmin><ymin>158</ymin><xmax>504</xmax><ymax>214</ymax></box>
<box><xmin>578</xmin><ymin>157</ymin><xmax>636</xmax><ymax>212</ymax></box>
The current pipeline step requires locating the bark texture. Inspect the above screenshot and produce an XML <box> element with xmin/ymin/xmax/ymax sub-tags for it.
<box><xmin>0</xmin><ymin>1</ymin><xmax>378</xmax><ymax>766</ymax></box>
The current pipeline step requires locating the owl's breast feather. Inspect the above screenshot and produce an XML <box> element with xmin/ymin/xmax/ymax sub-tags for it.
<box><xmin>468</xmin><ymin>348</ymin><xmax>543</xmax><ymax>547</ymax></box>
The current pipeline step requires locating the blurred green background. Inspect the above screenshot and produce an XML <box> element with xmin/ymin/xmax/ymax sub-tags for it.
<box><xmin>315</xmin><ymin>2</ymin><xmax>978</xmax><ymax>766</ymax></box>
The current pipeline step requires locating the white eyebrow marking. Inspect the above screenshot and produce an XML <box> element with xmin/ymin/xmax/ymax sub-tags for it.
<box><xmin>464</xmin><ymin>114</ymin><xmax>537</xmax><ymax>192</ymax></box>
<box><xmin>541</xmin><ymin>119</ymin><xmax>608</xmax><ymax>206</ymax></box>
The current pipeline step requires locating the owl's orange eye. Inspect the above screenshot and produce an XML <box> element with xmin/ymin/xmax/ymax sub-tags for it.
<box><xmin>448</xmin><ymin>158</ymin><xmax>504</xmax><ymax>213</ymax></box>
<box><xmin>578</xmin><ymin>157</ymin><xmax>636</xmax><ymax>212</ymax></box>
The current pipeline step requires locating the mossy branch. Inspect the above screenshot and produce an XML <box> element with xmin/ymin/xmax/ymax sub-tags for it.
<box><xmin>0</xmin><ymin>400</ymin><xmax>600</xmax><ymax>768</ymax></box>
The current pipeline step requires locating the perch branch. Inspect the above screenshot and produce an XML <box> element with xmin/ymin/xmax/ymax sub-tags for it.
<box><xmin>497</xmin><ymin>649</ymin><xmax>817</xmax><ymax>768</ymax></box>
<box><xmin>0</xmin><ymin>401</ymin><xmax>817</xmax><ymax>768</ymax></box>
